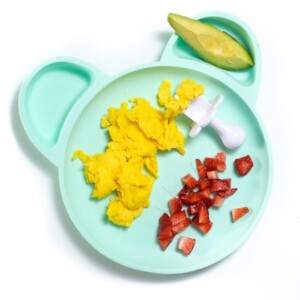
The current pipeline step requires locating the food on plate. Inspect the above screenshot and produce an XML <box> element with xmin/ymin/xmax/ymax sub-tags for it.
<box><xmin>168</xmin><ymin>197</ymin><xmax>182</xmax><ymax>215</ymax></box>
<box><xmin>158</xmin><ymin>79</ymin><xmax>204</xmax><ymax>118</ymax></box>
<box><xmin>157</xmin><ymin>152</ymin><xmax>251</xmax><ymax>254</ymax></box>
<box><xmin>177</xmin><ymin>236</ymin><xmax>196</xmax><ymax>255</ymax></box>
<box><xmin>157</xmin><ymin>213</ymin><xmax>175</xmax><ymax>250</ymax></box>
<box><xmin>157</xmin><ymin>211</ymin><xmax>191</xmax><ymax>250</ymax></box>
<box><xmin>158</xmin><ymin>152</ymin><xmax>232</xmax><ymax>251</ymax></box>
<box><xmin>234</xmin><ymin>154</ymin><xmax>254</xmax><ymax>176</ymax></box>
<box><xmin>231</xmin><ymin>207</ymin><xmax>250</xmax><ymax>222</ymax></box>
<box><xmin>73</xmin><ymin>79</ymin><xmax>204</xmax><ymax>227</ymax></box>
<box><xmin>167</xmin><ymin>13</ymin><xmax>254</xmax><ymax>70</ymax></box>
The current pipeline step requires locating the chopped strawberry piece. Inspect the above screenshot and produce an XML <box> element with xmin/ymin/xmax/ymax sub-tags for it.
<box><xmin>197</xmin><ymin>203</ymin><xmax>210</xmax><ymax>224</ymax></box>
<box><xmin>213</xmin><ymin>194</ymin><xmax>225</xmax><ymax>207</ymax></box>
<box><xmin>197</xmin><ymin>221</ymin><xmax>213</xmax><ymax>234</ymax></box>
<box><xmin>184</xmin><ymin>188</ymin><xmax>211</xmax><ymax>205</ymax></box>
<box><xmin>187</xmin><ymin>203</ymin><xmax>200</xmax><ymax>215</ymax></box>
<box><xmin>200</xmin><ymin>188</ymin><xmax>211</xmax><ymax>198</ymax></box>
<box><xmin>172</xmin><ymin>218</ymin><xmax>191</xmax><ymax>234</ymax></box>
<box><xmin>204</xmin><ymin>157</ymin><xmax>217</xmax><ymax>171</ymax></box>
<box><xmin>210</xmin><ymin>179</ymin><xmax>231</xmax><ymax>192</ymax></box>
<box><xmin>180</xmin><ymin>195</ymin><xmax>192</xmax><ymax>205</ymax></box>
<box><xmin>207</xmin><ymin>170</ymin><xmax>219</xmax><ymax>179</ymax></box>
<box><xmin>157</xmin><ymin>213</ymin><xmax>174</xmax><ymax>250</ymax></box>
<box><xmin>216</xmin><ymin>152</ymin><xmax>226</xmax><ymax>171</ymax></box>
<box><xmin>192</xmin><ymin>217</ymin><xmax>213</xmax><ymax>234</ymax></box>
<box><xmin>178</xmin><ymin>185</ymin><xmax>189</xmax><ymax>198</ymax></box>
<box><xmin>198</xmin><ymin>221</ymin><xmax>213</xmax><ymax>234</ymax></box>
<box><xmin>158</xmin><ymin>213</ymin><xmax>172</xmax><ymax>233</ymax></box>
<box><xmin>187</xmin><ymin>197</ymin><xmax>213</xmax><ymax>214</ymax></box>
<box><xmin>158</xmin><ymin>238</ymin><xmax>173</xmax><ymax>251</ymax></box>
<box><xmin>196</xmin><ymin>158</ymin><xmax>207</xmax><ymax>178</ymax></box>
<box><xmin>178</xmin><ymin>185</ymin><xmax>190</xmax><ymax>204</ymax></box>
<box><xmin>178</xmin><ymin>236</ymin><xmax>196</xmax><ymax>255</ymax></box>
<box><xmin>223</xmin><ymin>178</ymin><xmax>231</xmax><ymax>188</ymax></box>
<box><xmin>189</xmin><ymin>190</ymin><xmax>203</xmax><ymax>204</ymax></box>
<box><xmin>168</xmin><ymin>197</ymin><xmax>182</xmax><ymax>215</ymax></box>
<box><xmin>186</xmin><ymin>188</ymin><xmax>211</xmax><ymax>207</ymax></box>
<box><xmin>202</xmin><ymin>197</ymin><xmax>214</xmax><ymax>209</ymax></box>
<box><xmin>182</xmin><ymin>174</ymin><xmax>198</xmax><ymax>189</ymax></box>
<box><xmin>170</xmin><ymin>210</ymin><xmax>187</xmax><ymax>226</ymax></box>
<box><xmin>218</xmin><ymin>188</ymin><xmax>238</xmax><ymax>198</ymax></box>
<box><xmin>231</xmin><ymin>207</ymin><xmax>249</xmax><ymax>222</ymax></box>
<box><xmin>235</xmin><ymin>155</ymin><xmax>254</xmax><ymax>176</ymax></box>
<box><xmin>180</xmin><ymin>194</ymin><xmax>193</xmax><ymax>205</ymax></box>
<box><xmin>199</xmin><ymin>178</ymin><xmax>211</xmax><ymax>190</ymax></box>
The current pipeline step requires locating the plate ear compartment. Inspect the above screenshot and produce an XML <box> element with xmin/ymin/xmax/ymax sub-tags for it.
<box><xmin>21</xmin><ymin>62</ymin><xmax>92</xmax><ymax>149</ymax></box>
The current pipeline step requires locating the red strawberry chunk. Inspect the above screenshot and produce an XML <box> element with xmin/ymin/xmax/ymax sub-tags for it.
<box><xmin>213</xmin><ymin>194</ymin><xmax>225</xmax><ymax>207</ymax></box>
<box><xmin>231</xmin><ymin>207</ymin><xmax>249</xmax><ymax>222</ymax></box>
<box><xmin>210</xmin><ymin>179</ymin><xmax>231</xmax><ymax>192</ymax></box>
<box><xmin>216</xmin><ymin>152</ymin><xmax>226</xmax><ymax>171</ymax></box>
<box><xmin>158</xmin><ymin>238</ymin><xmax>172</xmax><ymax>251</ymax></box>
<box><xmin>187</xmin><ymin>203</ymin><xmax>200</xmax><ymax>215</ymax></box>
<box><xmin>187</xmin><ymin>197</ymin><xmax>213</xmax><ymax>214</ymax></box>
<box><xmin>168</xmin><ymin>197</ymin><xmax>182</xmax><ymax>215</ymax></box>
<box><xmin>189</xmin><ymin>190</ymin><xmax>203</xmax><ymax>204</ymax></box>
<box><xmin>170</xmin><ymin>210</ymin><xmax>191</xmax><ymax>234</ymax></box>
<box><xmin>182</xmin><ymin>188</ymin><xmax>210</xmax><ymax>205</ymax></box>
<box><xmin>207</xmin><ymin>170</ymin><xmax>219</xmax><ymax>179</ymax></box>
<box><xmin>197</xmin><ymin>203</ymin><xmax>210</xmax><ymax>224</ymax></box>
<box><xmin>178</xmin><ymin>236</ymin><xmax>196</xmax><ymax>255</ymax></box>
<box><xmin>223</xmin><ymin>179</ymin><xmax>231</xmax><ymax>187</ymax></box>
<box><xmin>178</xmin><ymin>185</ymin><xmax>189</xmax><ymax>198</ymax></box>
<box><xmin>186</xmin><ymin>189</ymin><xmax>211</xmax><ymax>206</ymax></box>
<box><xmin>158</xmin><ymin>236</ymin><xmax>174</xmax><ymax>251</ymax></box>
<box><xmin>235</xmin><ymin>155</ymin><xmax>254</xmax><ymax>176</ymax></box>
<box><xmin>182</xmin><ymin>174</ymin><xmax>198</xmax><ymax>189</ymax></box>
<box><xmin>192</xmin><ymin>217</ymin><xmax>213</xmax><ymax>234</ymax></box>
<box><xmin>158</xmin><ymin>213</ymin><xmax>172</xmax><ymax>233</ymax></box>
<box><xmin>170</xmin><ymin>210</ymin><xmax>187</xmax><ymax>226</ymax></box>
<box><xmin>204</xmin><ymin>157</ymin><xmax>217</xmax><ymax>171</ymax></box>
<box><xmin>200</xmin><ymin>188</ymin><xmax>211</xmax><ymax>198</ymax></box>
<box><xmin>202</xmin><ymin>197</ymin><xmax>214</xmax><ymax>209</ymax></box>
<box><xmin>199</xmin><ymin>179</ymin><xmax>211</xmax><ymax>190</ymax></box>
<box><xmin>198</xmin><ymin>221</ymin><xmax>213</xmax><ymax>234</ymax></box>
<box><xmin>157</xmin><ymin>213</ymin><xmax>174</xmax><ymax>250</ymax></box>
<box><xmin>172</xmin><ymin>218</ymin><xmax>191</xmax><ymax>234</ymax></box>
<box><xmin>180</xmin><ymin>195</ymin><xmax>193</xmax><ymax>205</ymax></box>
<box><xmin>196</xmin><ymin>158</ymin><xmax>207</xmax><ymax>178</ymax></box>
<box><xmin>178</xmin><ymin>185</ymin><xmax>190</xmax><ymax>204</ymax></box>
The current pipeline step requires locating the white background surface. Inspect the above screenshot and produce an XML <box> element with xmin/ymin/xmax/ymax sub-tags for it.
<box><xmin>1</xmin><ymin>0</ymin><xmax>299</xmax><ymax>299</ymax></box>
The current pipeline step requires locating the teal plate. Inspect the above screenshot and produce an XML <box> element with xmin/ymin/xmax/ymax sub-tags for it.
<box><xmin>18</xmin><ymin>12</ymin><xmax>272</xmax><ymax>274</ymax></box>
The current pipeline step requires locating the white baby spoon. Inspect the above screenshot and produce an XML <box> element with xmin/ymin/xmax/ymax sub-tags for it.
<box><xmin>183</xmin><ymin>95</ymin><xmax>246</xmax><ymax>149</ymax></box>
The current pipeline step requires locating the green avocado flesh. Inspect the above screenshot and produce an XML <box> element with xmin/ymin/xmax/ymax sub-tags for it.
<box><xmin>167</xmin><ymin>13</ymin><xmax>254</xmax><ymax>70</ymax></box>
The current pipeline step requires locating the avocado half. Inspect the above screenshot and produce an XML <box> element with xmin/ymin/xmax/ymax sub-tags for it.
<box><xmin>167</xmin><ymin>13</ymin><xmax>254</xmax><ymax>70</ymax></box>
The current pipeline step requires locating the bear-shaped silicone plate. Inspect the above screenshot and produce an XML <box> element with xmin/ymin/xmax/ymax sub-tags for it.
<box><xmin>18</xmin><ymin>12</ymin><xmax>272</xmax><ymax>274</ymax></box>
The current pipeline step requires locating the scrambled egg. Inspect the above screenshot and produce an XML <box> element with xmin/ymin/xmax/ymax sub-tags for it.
<box><xmin>73</xmin><ymin>79</ymin><xmax>204</xmax><ymax>227</ymax></box>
